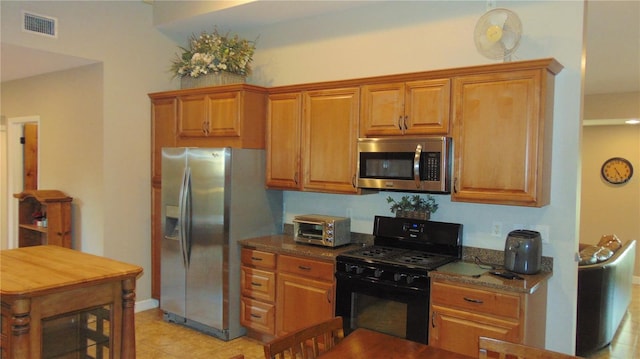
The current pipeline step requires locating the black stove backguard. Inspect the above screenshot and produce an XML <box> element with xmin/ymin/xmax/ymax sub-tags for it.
<box><xmin>372</xmin><ymin>216</ymin><xmax>462</xmax><ymax>258</ymax></box>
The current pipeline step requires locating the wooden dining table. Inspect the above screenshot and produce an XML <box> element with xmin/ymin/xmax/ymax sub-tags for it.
<box><xmin>318</xmin><ymin>328</ymin><xmax>474</xmax><ymax>359</ymax></box>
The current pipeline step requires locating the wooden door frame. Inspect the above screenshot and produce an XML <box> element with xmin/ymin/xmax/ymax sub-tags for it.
<box><xmin>6</xmin><ymin>116</ymin><xmax>40</xmax><ymax>249</ymax></box>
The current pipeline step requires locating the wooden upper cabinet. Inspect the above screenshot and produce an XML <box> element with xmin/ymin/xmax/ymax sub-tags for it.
<box><xmin>178</xmin><ymin>91</ymin><xmax>242</xmax><ymax>138</ymax></box>
<box><xmin>266</xmin><ymin>92</ymin><xmax>303</xmax><ymax>190</ymax></box>
<box><xmin>360</xmin><ymin>79</ymin><xmax>450</xmax><ymax>136</ymax></box>
<box><xmin>302</xmin><ymin>87</ymin><xmax>360</xmax><ymax>194</ymax></box>
<box><xmin>149</xmin><ymin>84</ymin><xmax>267</xmax><ymax>149</ymax></box>
<box><xmin>451</xmin><ymin>59</ymin><xmax>562</xmax><ymax>207</ymax></box>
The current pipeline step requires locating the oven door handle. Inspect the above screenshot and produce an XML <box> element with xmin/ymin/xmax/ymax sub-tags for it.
<box><xmin>413</xmin><ymin>144</ymin><xmax>422</xmax><ymax>189</ymax></box>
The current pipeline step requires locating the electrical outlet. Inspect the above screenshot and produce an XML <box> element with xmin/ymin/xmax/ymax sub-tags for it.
<box><xmin>531</xmin><ymin>224</ymin><xmax>550</xmax><ymax>243</ymax></box>
<box><xmin>491</xmin><ymin>221</ymin><xmax>503</xmax><ymax>237</ymax></box>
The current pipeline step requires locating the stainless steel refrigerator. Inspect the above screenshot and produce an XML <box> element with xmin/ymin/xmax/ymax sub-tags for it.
<box><xmin>160</xmin><ymin>147</ymin><xmax>282</xmax><ymax>340</ymax></box>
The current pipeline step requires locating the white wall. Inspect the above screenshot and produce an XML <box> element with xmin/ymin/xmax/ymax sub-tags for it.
<box><xmin>2</xmin><ymin>65</ymin><xmax>104</xmax><ymax>252</ymax></box>
<box><xmin>0</xmin><ymin>1</ymin><xmax>177</xmax><ymax>302</ymax></box>
<box><xmin>581</xmin><ymin>124</ymin><xmax>640</xmax><ymax>274</ymax></box>
<box><xmin>234</xmin><ymin>1</ymin><xmax>585</xmax><ymax>354</ymax></box>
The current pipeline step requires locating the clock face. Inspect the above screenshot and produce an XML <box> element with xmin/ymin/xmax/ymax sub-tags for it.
<box><xmin>601</xmin><ymin>157</ymin><xmax>634</xmax><ymax>184</ymax></box>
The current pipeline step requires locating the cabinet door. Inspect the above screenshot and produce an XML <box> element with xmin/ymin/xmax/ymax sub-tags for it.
<box><xmin>266</xmin><ymin>93</ymin><xmax>302</xmax><ymax>189</ymax></box>
<box><xmin>404</xmin><ymin>79</ymin><xmax>450</xmax><ymax>135</ymax></box>
<box><xmin>360</xmin><ymin>83</ymin><xmax>404</xmax><ymax>136</ymax></box>
<box><xmin>430</xmin><ymin>304</ymin><xmax>520</xmax><ymax>358</ymax></box>
<box><xmin>276</xmin><ymin>272</ymin><xmax>334</xmax><ymax>336</ymax></box>
<box><xmin>151</xmin><ymin>97</ymin><xmax>177</xmax><ymax>180</ymax></box>
<box><xmin>451</xmin><ymin>69</ymin><xmax>549</xmax><ymax>206</ymax></box>
<box><xmin>207</xmin><ymin>91</ymin><xmax>241</xmax><ymax>137</ymax></box>
<box><xmin>178</xmin><ymin>94</ymin><xmax>208</xmax><ymax>137</ymax></box>
<box><xmin>302</xmin><ymin>88</ymin><xmax>360</xmax><ymax>194</ymax></box>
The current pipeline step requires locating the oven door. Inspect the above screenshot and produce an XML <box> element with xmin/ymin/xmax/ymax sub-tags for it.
<box><xmin>334</xmin><ymin>271</ymin><xmax>429</xmax><ymax>344</ymax></box>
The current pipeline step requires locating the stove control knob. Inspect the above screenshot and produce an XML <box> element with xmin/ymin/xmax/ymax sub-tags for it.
<box><xmin>394</xmin><ymin>273</ymin><xmax>407</xmax><ymax>282</ymax></box>
<box><xmin>374</xmin><ymin>269</ymin><xmax>384</xmax><ymax>278</ymax></box>
<box><xmin>346</xmin><ymin>264</ymin><xmax>364</xmax><ymax>274</ymax></box>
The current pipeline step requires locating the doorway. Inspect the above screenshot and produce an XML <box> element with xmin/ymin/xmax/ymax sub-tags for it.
<box><xmin>5</xmin><ymin>116</ymin><xmax>40</xmax><ymax>249</ymax></box>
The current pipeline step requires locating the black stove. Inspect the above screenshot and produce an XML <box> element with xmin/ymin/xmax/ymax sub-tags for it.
<box><xmin>335</xmin><ymin>215</ymin><xmax>463</xmax><ymax>344</ymax></box>
<box><xmin>337</xmin><ymin>215</ymin><xmax>463</xmax><ymax>277</ymax></box>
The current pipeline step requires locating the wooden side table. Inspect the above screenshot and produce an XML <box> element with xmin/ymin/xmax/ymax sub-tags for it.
<box><xmin>0</xmin><ymin>245</ymin><xmax>143</xmax><ymax>359</ymax></box>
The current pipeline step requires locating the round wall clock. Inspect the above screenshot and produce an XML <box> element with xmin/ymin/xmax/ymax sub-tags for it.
<box><xmin>601</xmin><ymin>157</ymin><xmax>633</xmax><ymax>184</ymax></box>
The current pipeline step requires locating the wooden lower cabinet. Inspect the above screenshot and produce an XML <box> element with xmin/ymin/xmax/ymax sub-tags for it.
<box><xmin>429</xmin><ymin>279</ymin><xmax>547</xmax><ymax>358</ymax></box>
<box><xmin>276</xmin><ymin>272</ymin><xmax>334</xmax><ymax>336</ymax></box>
<box><xmin>239</xmin><ymin>248</ymin><xmax>335</xmax><ymax>340</ymax></box>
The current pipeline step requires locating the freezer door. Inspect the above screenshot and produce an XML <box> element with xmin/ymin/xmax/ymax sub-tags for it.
<box><xmin>160</xmin><ymin>147</ymin><xmax>188</xmax><ymax>318</ymax></box>
<box><xmin>185</xmin><ymin>148</ymin><xmax>228</xmax><ymax>330</ymax></box>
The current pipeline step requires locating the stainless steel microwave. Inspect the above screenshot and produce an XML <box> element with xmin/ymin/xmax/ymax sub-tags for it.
<box><xmin>357</xmin><ymin>137</ymin><xmax>452</xmax><ymax>193</ymax></box>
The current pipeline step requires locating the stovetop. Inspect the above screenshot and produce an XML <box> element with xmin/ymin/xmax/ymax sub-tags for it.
<box><xmin>338</xmin><ymin>245</ymin><xmax>455</xmax><ymax>271</ymax></box>
<box><xmin>336</xmin><ymin>216</ymin><xmax>463</xmax><ymax>273</ymax></box>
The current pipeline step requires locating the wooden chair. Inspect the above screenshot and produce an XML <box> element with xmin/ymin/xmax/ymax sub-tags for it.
<box><xmin>263</xmin><ymin>317</ymin><xmax>344</xmax><ymax>359</ymax></box>
<box><xmin>479</xmin><ymin>337</ymin><xmax>584</xmax><ymax>359</ymax></box>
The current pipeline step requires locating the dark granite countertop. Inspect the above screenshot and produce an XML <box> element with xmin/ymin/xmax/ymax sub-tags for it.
<box><xmin>238</xmin><ymin>234</ymin><xmax>365</xmax><ymax>262</ymax></box>
<box><xmin>239</xmin><ymin>230</ymin><xmax>553</xmax><ymax>295</ymax></box>
<box><xmin>429</xmin><ymin>260</ymin><xmax>552</xmax><ymax>294</ymax></box>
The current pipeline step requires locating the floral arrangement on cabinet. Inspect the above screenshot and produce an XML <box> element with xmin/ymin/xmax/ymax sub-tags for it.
<box><xmin>170</xmin><ymin>28</ymin><xmax>255</xmax><ymax>79</ymax></box>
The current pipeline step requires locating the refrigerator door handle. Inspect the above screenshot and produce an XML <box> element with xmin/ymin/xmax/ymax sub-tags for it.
<box><xmin>179</xmin><ymin>166</ymin><xmax>191</xmax><ymax>268</ymax></box>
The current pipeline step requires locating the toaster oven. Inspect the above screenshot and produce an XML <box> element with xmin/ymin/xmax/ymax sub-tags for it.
<box><xmin>293</xmin><ymin>214</ymin><xmax>351</xmax><ymax>247</ymax></box>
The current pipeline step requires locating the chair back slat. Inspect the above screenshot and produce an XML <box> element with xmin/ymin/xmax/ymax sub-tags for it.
<box><xmin>264</xmin><ymin>317</ymin><xmax>344</xmax><ymax>359</ymax></box>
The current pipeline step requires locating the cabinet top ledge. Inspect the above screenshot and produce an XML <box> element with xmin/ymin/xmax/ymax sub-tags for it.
<box><xmin>14</xmin><ymin>189</ymin><xmax>73</xmax><ymax>202</ymax></box>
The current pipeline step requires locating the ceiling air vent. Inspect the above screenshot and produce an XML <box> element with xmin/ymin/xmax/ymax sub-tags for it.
<box><xmin>23</xmin><ymin>11</ymin><xmax>57</xmax><ymax>38</ymax></box>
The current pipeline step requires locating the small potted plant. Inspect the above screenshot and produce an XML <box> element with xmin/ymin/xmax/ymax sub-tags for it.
<box><xmin>386</xmin><ymin>194</ymin><xmax>438</xmax><ymax>220</ymax></box>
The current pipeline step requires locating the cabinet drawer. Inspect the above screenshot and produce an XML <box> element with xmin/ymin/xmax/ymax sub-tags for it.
<box><xmin>240</xmin><ymin>297</ymin><xmax>275</xmax><ymax>335</ymax></box>
<box><xmin>431</xmin><ymin>281</ymin><xmax>520</xmax><ymax>319</ymax></box>
<box><xmin>241</xmin><ymin>266</ymin><xmax>276</xmax><ymax>302</ymax></box>
<box><xmin>278</xmin><ymin>255</ymin><xmax>334</xmax><ymax>281</ymax></box>
<box><xmin>430</xmin><ymin>304</ymin><xmax>520</xmax><ymax>357</ymax></box>
<box><xmin>241</xmin><ymin>248</ymin><xmax>276</xmax><ymax>269</ymax></box>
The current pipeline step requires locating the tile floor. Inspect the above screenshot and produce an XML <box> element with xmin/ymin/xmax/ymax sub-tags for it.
<box><xmin>135</xmin><ymin>309</ymin><xmax>264</xmax><ymax>359</ymax></box>
<box><xmin>134</xmin><ymin>285</ymin><xmax>640</xmax><ymax>358</ymax></box>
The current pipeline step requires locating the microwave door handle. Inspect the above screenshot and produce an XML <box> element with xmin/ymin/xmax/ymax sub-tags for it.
<box><xmin>413</xmin><ymin>144</ymin><xmax>422</xmax><ymax>189</ymax></box>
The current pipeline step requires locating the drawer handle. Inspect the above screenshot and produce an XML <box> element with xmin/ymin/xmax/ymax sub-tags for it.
<box><xmin>251</xmin><ymin>282</ymin><xmax>262</xmax><ymax>287</ymax></box>
<box><xmin>463</xmin><ymin>297</ymin><xmax>484</xmax><ymax>304</ymax></box>
<box><xmin>250</xmin><ymin>314</ymin><xmax>262</xmax><ymax>319</ymax></box>
<box><xmin>298</xmin><ymin>265</ymin><xmax>312</xmax><ymax>271</ymax></box>
<box><xmin>251</xmin><ymin>256</ymin><xmax>263</xmax><ymax>261</ymax></box>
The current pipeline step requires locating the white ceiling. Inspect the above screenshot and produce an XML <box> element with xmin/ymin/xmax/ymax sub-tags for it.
<box><xmin>1</xmin><ymin>0</ymin><xmax>638</xmax><ymax>97</ymax></box>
